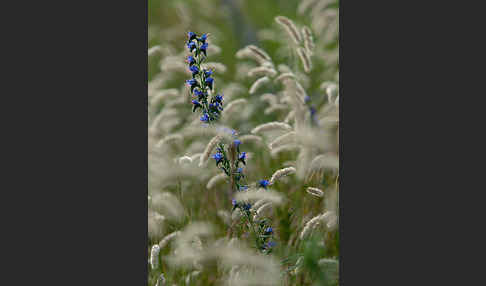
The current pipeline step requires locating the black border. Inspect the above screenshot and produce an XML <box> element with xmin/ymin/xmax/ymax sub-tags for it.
<box><xmin>9</xmin><ymin>0</ymin><xmax>149</xmax><ymax>283</ymax></box>
<box><xmin>10</xmin><ymin>0</ymin><xmax>452</xmax><ymax>283</ymax></box>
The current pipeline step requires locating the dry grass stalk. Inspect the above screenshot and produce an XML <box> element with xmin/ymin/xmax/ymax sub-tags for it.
<box><xmin>206</xmin><ymin>173</ymin><xmax>228</xmax><ymax>189</ymax></box>
<box><xmin>269</xmin><ymin>167</ymin><xmax>296</xmax><ymax>184</ymax></box>
<box><xmin>199</xmin><ymin>135</ymin><xmax>223</xmax><ymax>167</ymax></box>
<box><xmin>306</xmin><ymin>187</ymin><xmax>324</xmax><ymax>198</ymax></box>
<box><xmin>249</xmin><ymin>76</ymin><xmax>270</xmax><ymax>94</ymax></box>
<box><xmin>148</xmin><ymin>45</ymin><xmax>161</xmax><ymax>57</ymax></box>
<box><xmin>275</xmin><ymin>16</ymin><xmax>302</xmax><ymax>44</ymax></box>
<box><xmin>248</xmin><ymin>66</ymin><xmax>277</xmax><ymax>78</ymax></box>
<box><xmin>302</xmin><ymin>26</ymin><xmax>315</xmax><ymax>54</ymax></box>
<box><xmin>222</xmin><ymin>99</ymin><xmax>247</xmax><ymax>118</ymax></box>
<box><xmin>251</xmin><ymin>122</ymin><xmax>292</xmax><ymax>134</ymax></box>
<box><xmin>297</xmin><ymin>47</ymin><xmax>311</xmax><ymax>73</ymax></box>
<box><xmin>269</xmin><ymin>131</ymin><xmax>296</xmax><ymax>149</ymax></box>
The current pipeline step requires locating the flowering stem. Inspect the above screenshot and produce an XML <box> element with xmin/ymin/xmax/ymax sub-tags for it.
<box><xmin>194</xmin><ymin>44</ymin><xmax>209</xmax><ymax>115</ymax></box>
<box><xmin>244</xmin><ymin>209</ymin><xmax>260</xmax><ymax>250</ymax></box>
<box><xmin>228</xmin><ymin>142</ymin><xmax>237</xmax><ymax>194</ymax></box>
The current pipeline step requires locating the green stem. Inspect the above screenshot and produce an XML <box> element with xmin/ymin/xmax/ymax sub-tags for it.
<box><xmin>245</xmin><ymin>210</ymin><xmax>260</xmax><ymax>250</ymax></box>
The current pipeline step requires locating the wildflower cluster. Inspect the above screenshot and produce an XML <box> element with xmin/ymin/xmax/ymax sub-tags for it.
<box><xmin>209</xmin><ymin>133</ymin><xmax>275</xmax><ymax>254</ymax></box>
<box><xmin>257</xmin><ymin>221</ymin><xmax>277</xmax><ymax>254</ymax></box>
<box><xmin>211</xmin><ymin>136</ymin><xmax>248</xmax><ymax>191</ymax></box>
<box><xmin>185</xmin><ymin>32</ymin><xmax>223</xmax><ymax>123</ymax></box>
<box><xmin>232</xmin><ymin>196</ymin><xmax>276</xmax><ymax>254</ymax></box>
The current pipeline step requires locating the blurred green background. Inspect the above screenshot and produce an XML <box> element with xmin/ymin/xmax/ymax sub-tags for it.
<box><xmin>149</xmin><ymin>0</ymin><xmax>319</xmax><ymax>81</ymax></box>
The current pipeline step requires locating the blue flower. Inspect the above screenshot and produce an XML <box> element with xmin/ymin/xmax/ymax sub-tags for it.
<box><xmin>310</xmin><ymin>106</ymin><xmax>318</xmax><ymax>125</ymax></box>
<box><xmin>214</xmin><ymin>94</ymin><xmax>223</xmax><ymax>103</ymax></box>
<box><xmin>187</xmin><ymin>55</ymin><xmax>196</xmax><ymax>66</ymax></box>
<box><xmin>187</xmin><ymin>41</ymin><xmax>197</xmax><ymax>52</ymax></box>
<box><xmin>205</xmin><ymin>77</ymin><xmax>214</xmax><ymax>90</ymax></box>
<box><xmin>186</xmin><ymin>78</ymin><xmax>199</xmax><ymax>92</ymax></box>
<box><xmin>209</xmin><ymin>102</ymin><xmax>218</xmax><ymax>109</ymax></box>
<box><xmin>259</xmin><ymin>179</ymin><xmax>269</xmax><ymax>189</ymax></box>
<box><xmin>200</xmin><ymin>113</ymin><xmax>210</xmax><ymax>122</ymax></box>
<box><xmin>310</xmin><ymin>106</ymin><xmax>316</xmax><ymax>116</ymax></box>
<box><xmin>200</xmin><ymin>42</ymin><xmax>208</xmax><ymax>56</ymax></box>
<box><xmin>188</xmin><ymin>31</ymin><xmax>197</xmax><ymax>41</ymax></box>
<box><xmin>212</xmin><ymin>152</ymin><xmax>224</xmax><ymax>163</ymax></box>
<box><xmin>190</xmin><ymin>65</ymin><xmax>199</xmax><ymax>76</ymax></box>
<box><xmin>264</xmin><ymin>227</ymin><xmax>273</xmax><ymax>234</ymax></box>
<box><xmin>186</xmin><ymin>79</ymin><xmax>199</xmax><ymax>93</ymax></box>
<box><xmin>191</xmin><ymin>100</ymin><xmax>202</xmax><ymax>112</ymax></box>
<box><xmin>238</xmin><ymin>152</ymin><xmax>246</xmax><ymax>165</ymax></box>
<box><xmin>216</xmin><ymin>145</ymin><xmax>224</xmax><ymax>153</ymax></box>
<box><xmin>237</xmin><ymin>167</ymin><xmax>243</xmax><ymax>173</ymax></box>
<box><xmin>234</xmin><ymin>139</ymin><xmax>241</xmax><ymax>152</ymax></box>
<box><xmin>232</xmin><ymin>199</ymin><xmax>237</xmax><ymax>206</ymax></box>
<box><xmin>242</xmin><ymin>203</ymin><xmax>251</xmax><ymax>211</ymax></box>
<box><xmin>209</xmin><ymin>101</ymin><xmax>222</xmax><ymax>111</ymax></box>
<box><xmin>204</xmin><ymin>69</ymin><xmax>213</xmax><ymax>77</ymax></box>
<box><xmin>266</xmin><ymin>241</ymin><xmax>276</xmax><ymax>248</ymax></box>
<box><xmin>186</xmin><ymin>78</ymin><xmax>197</xmax><ymax>86</ymax></box>
<box><xmin>239</xmin><ymin>152</ymin><xmax>246</xmax><ymax>160</ymax></box>
<box><xmin>194</xmin><ymin>89</ymin><xmax>204</xmax><ymax>99</ymax></box>
<box><xmin>239</xmin><ymin>185</ymin><xmax>248</xmax><ymax>191</ymax></box>
<box><xmin>198</xmin><ymin>33</ymin><xmax>208</xmax><ymax>43</ymax></box>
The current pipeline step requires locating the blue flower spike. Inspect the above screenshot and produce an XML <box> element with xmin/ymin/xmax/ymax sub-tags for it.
<box><xmin>184</xmin><ymin>32</ymin><xmax>222</xmax><ymax>124</ymax></box>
